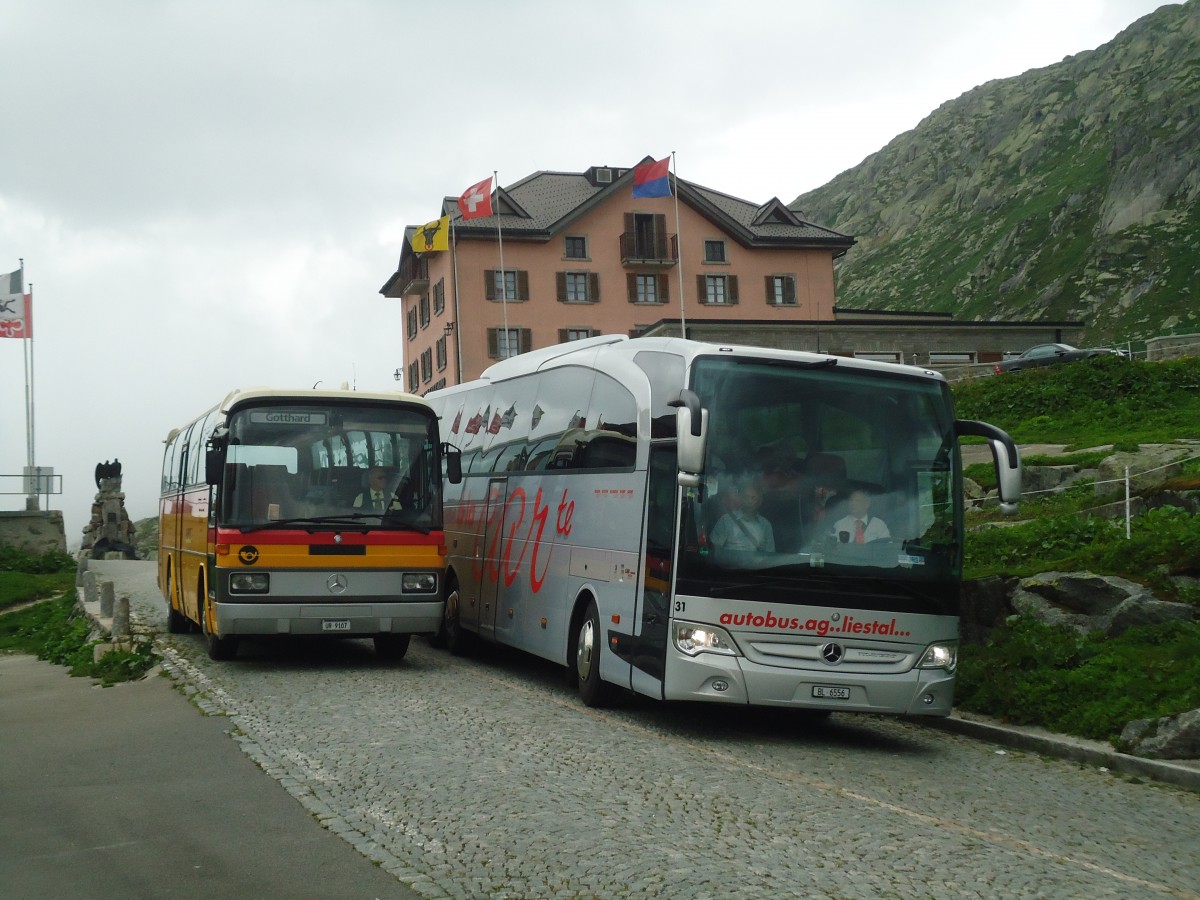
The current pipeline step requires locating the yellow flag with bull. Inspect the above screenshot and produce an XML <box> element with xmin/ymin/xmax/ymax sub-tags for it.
<box><xmin>410</xmin><ymin>215</ymin><xmax>450</xmax><ymax>254</ymax></box>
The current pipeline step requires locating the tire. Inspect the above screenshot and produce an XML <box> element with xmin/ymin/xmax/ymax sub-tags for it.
<box><xmin>199</xmin><ymin>589</ymin><xmax>238</xmax><ymax>661</ymax></box>
<box><xmin>575</xmin><ymin>599</ymin><xmax>614</xmax><ymax>708</ymax></box>
<box><xmin>374</xmin><ymin>633</ymin><xmax>411</xmax><ymax>661</ymax></box>
<box><xmin>165</xmin><ymin>569</ymin><xmax>189</xmax><ymax>634</ymax></box>
<box><xmin>442</xmin><ymin>578</ymin><xmax>473</xmax><ymax>656</ymax></box>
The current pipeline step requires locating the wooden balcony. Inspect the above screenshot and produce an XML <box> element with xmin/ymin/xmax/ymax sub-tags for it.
<box><xmin>619</xmin><ymin>232</ymin><xmax>678</xmax><ymax>267</ymax></box>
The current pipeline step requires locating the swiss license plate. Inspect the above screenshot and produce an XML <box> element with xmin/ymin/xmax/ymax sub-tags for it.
<box><xmin>812</xmin><ymin>685</ymin><xmax>850</xmax><ymax>700</ymax></box>
<box><xmin>322</xmin><ymin>619</ymin><xmax>351</xmax><ymax>632</ymax></box>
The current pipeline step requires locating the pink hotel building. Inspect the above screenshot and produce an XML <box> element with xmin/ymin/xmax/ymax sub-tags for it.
<box><xmin>380</xmin><ymin>159</ymin><xmax>856</xmax><ymax>394</ymax></box>
<box><xmin>381</xmin><ymin>161</ymin><xmax>1091</xmax><ymax>388</ymax></box>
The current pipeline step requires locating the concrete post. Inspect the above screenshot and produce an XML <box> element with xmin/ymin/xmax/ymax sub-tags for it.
<box><xmin>112</xmin><ymin>596</ymin><xmax>130</xmax><ymax>640</ymax></box>
<box><xmin>83</xmin><ymin>570</ymin><xmax>98</xmax><ymax>605</ymax></box>
<box><xmin>76</xmin><ymin>554</ymin><xmax>89</xmax><ymax>587</ymax></box>
<box><xmin>100</xmin><ymin>580</ymin><xmax>115</xmax><ymax>617</ymax></box>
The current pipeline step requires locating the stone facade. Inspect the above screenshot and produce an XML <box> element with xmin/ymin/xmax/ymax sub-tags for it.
<box><xmin>0</xmin><ymin>510</ymin><xmax>66</xmax><ymax>554</ymax></box>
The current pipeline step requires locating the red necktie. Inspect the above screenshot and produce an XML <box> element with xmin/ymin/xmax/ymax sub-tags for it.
<box><xmin>855</xmin><ymin>519</ymin><xmax>865</xmax><ymax>543</ymax></box>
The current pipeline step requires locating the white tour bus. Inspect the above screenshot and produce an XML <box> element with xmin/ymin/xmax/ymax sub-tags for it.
<box><xmin>427</xmin><ymin>335</ymin><xmax>1020</xmax><ymax>714</ymax></box>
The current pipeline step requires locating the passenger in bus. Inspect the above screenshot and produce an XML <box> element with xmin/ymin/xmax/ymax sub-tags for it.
<box><xmin>352</xmin><ymin>466</ymin><xmax>404</xmax><ymax>512</ymax></box>
<box><xmin>831</xmin><ymin>488</ymin><xmax>891</xmax><ymax>544</ymax></box>
<box><xmin>710</xmin><ymin>480</ymin><xmax>775</xmax><ymax>554</ymax></box>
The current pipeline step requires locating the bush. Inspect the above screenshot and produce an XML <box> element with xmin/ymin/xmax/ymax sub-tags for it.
<box><xmin>956</xmin><ymin>617</ymin><xmax>1200</xmax><ymax>742</ymax></box>
<box><xmin>0</xmin><ymin>546</ymin><xmax>76</xmax><ymax>574</ymax></box>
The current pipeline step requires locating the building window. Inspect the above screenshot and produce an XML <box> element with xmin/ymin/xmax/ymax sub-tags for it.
<box><xmin>928</xmin><ymin>351</ymin><xmax>976</xmax><ymax>365</ymax></box>
<box><xmin>565</xmin><ymin>236</ymin><xmax>588</xmax><ymax>259</ymax></box>
<box><xmin>698</xmin><ymin>273</ymin><xmax>738</xmax><ymax>305</ymax></box>
<box><xmin>767</xmin><ymin>275</ymin><xmax>797</xmax><ymax>305</ymax></box>
<box><xmin>488</xmin><ymin>327</ymin><xmax>531</xmax><ymax>359</ymax></box>
<box><xmin>436</xmin><ymin>335</ymin><xmax>448</xmax><ymax>371</ymax></box>
<box><xmin>560</xmin><ymin>328</ymin><xmax>597</xmax><ymax>342</ymax></box>
<box><xmin>704</xmin><ymin>240</ymin><xmax>727</xmax><ymax>263</ymax></box>
<box><xmin>557</xmin><ymin>271</ymin><xmax>599</xmax><ymax>303</ymax></box>
<box><xmin>628</xmin><ymin>273</ymin><xmax>667</xmax><ymax>304</ymax></box>
<box><xmin>407</xmin><ymin>308</ymin><xmax>418</xmax><ymax>340</ymax></box>
<box><xmin>854</xmin><ymin>350</ymin><xmax>903</xmax><ymax>364</ymax></box>
<box><xmin>419</xmin><ymin>294</ymin><xmax>431</xmax><ymax>328</ymax></box>
<box><xmin>407</xmin><ymin>362</ymin><xmax>419</xmax><ymax>392</ymax></box>
<box><xmin>485</xmin><ymin>269</ymin><xmax>529</xmax><ymax>302</ymax></box>
<box><xmin>420</xmin><ymin>348</ymin><xmax>433</xmax><ymax>383</ymax></box>
<box><xmin>433</xmin><ymin>278</ymin><xmax>445</xmax><ymax>315</ymax></box>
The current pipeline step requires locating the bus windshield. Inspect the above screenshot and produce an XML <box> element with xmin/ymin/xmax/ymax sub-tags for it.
<box><xmin>677</xmin><ymin>356</ymin><xmax>962</xmax><ymax>616</ymax></box>
<box><xmin>220</xmin><ymin>402</ymin><xmax>443</xmax><ymax>532</ymax></box>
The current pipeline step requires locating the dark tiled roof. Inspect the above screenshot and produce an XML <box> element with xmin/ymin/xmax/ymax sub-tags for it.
<box><xmin>439</xmin><ymin>165</ymin><xmax>853</xmax><ymax>248</ymax></box>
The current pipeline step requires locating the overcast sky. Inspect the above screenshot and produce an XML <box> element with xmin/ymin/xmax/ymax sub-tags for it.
<box><xmin>0</xmin><ymin>0</ymin><xmax>1173</xmax><ymax>546</ymax></box>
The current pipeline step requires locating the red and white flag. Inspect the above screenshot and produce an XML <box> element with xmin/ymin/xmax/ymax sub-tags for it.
<box><xmin>0</xmin><ymin>269</ymin><xmax>31</xmax><ymax>339</ymax></box>
<box><xmin>458</xmin><ymin>176</ymin><xmax>493</xmax><ymax>220</ymax></box>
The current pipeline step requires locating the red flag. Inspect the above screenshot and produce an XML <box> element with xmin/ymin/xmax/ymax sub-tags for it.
<box><xmin>458</xmin><ymin>176</ymin><xmax>493</xmax><ymax>220</ymax></box>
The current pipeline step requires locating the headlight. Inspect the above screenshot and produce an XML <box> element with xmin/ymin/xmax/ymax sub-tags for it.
<box><xmin>229</xmin><ymin>572</ymin><xmax>270</xmax><ymax>594</ymax></box>
<box><xmin>917</xmin><ymin>642</ymin><xmax>957</xmax><ymax>672</ymax></box>
<box><xmin>401</xmin><ymin>572</ymin><xmax>438</xmax><ymax>594</ymax></box>
<box><xmin>673</xmin><ymin>622</ymin><xmax>738</xmax><ymax>657</ymax></box>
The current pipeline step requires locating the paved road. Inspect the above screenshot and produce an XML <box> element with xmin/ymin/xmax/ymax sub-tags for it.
<box><xmin>0</xmin><ymin>654</ymin><xmax>417</xmax><ymax>899</ymax></box>
<box><xmin>45</xmin><ymin>562</ymin><xmax>1200</xmax><ymax>897</ymax></box>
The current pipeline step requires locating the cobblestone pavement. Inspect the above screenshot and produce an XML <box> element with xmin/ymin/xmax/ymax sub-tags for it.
<box><xmin>93</xmin><ymin>561</ymin><xmax>1200</xmax><ymax>899</ymax></box>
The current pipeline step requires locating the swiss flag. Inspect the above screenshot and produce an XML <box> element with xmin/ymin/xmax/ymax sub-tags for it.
<box><xmin>458</xmin><ymin>176</ymin><xmax>493</xmax><ymax>220</ymax></box>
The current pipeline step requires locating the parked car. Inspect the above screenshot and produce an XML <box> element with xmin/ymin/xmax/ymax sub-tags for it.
<box><xmin>994</xmin><ymin>342</ymin><xmax>1129</xmax><ymax>373</ymax></box>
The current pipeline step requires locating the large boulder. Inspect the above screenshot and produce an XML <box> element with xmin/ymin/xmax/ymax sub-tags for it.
<box><xmin>1093</xmin><ymin>445</ymin><xmax>1190</xmax><ymax>500</ymax></box>
<box><xmin>1011</xmin><ymin>571</ymin><xmax>1198</xmax><ymax>636</ymax></box>
<box><xmin>1119</xmin><ymin>709</ymin><xmax>1200</xmax><ymax>760</ymax></box>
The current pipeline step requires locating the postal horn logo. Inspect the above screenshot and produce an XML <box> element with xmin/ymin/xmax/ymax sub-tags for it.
<box><xmin>238</xmin><ymin>546</ymin><xmax>259</xmax><ymax>565</ymax></box>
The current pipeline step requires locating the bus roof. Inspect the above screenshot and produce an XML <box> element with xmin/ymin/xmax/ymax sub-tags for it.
<box><xmin>464</xmin><ymin>335</ymin><xmax>947</xmax><ymax>389</ymax></box>
<box><xmin>217</xmin><ymin>387</ymin><xmax>433</xmax><ymax>415</ymax></box>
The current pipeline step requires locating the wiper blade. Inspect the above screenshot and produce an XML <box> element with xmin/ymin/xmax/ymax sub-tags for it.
<box><xmin>238</xmin><ymin>514</ymin><xmax>378</xmax><ymax>531</ymax></box>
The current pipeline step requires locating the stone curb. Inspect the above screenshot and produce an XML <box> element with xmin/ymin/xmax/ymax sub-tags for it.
<box><xmin>922</xmin><ymin>712</ymin><xmax>1200</xmax><ymax>794</ymax></box>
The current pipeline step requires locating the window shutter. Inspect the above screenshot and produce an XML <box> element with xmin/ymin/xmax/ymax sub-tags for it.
<box><xmin>654</xmin><ymin>214</ymin><xmax>667</xmax><ymax>258</ymax></box>
<box><xmin>729</xmin><ymin>275</ymin><xmax>739</xmax><ymax>304</ymax></box>
<box><xmin>518</xmin><ymin>270</ymin><xmax>530</xmax><ymax>301</ymax></box>
<box><xmin>558</xmin><ymin>328</ymin><xmax>569</xmax><ymax>343</ymax></box>
<box><xmin>484</xmin><ymin>270</ymin><xmax>496</xmax><ymax>301</ymax></box>
<box><xmin>785</xmin><ymin>276</ymin><xmax>796</xmax><ymax>305</ymax></box>
<box><xmin>556</xmin><ymin>272</ymin><xmax>567</xmax><ymax>302</ymax></box>
<box><xmin>658</xmin><ymin>274</ymin><xmax>669</xmax><ymax>302</ymax></box>
<box><xmin>626</xmin><ymin>273</ymin><xmax>637</xmax><ymax>302</ymax></box>
<box><xmin>588</xmin><ymin>272</ymin><xmax>600</xmax><ymax>301</ymax></box>
<box><xmin>487</xmin><ymin>328</ymin><xmax>498</xmax><ymax>358</ymax></box>
<box><xmin>519</xmin><ymin>328</ymin><xmax>532</xmax><ymax>353</ymax></box>
<box><xmin>696</xmin><ymin>274</ymin><xmax>707</xmax><ymax>302</ymax></box>
<box><xmin>624</xmin><ymin>212</ymin><xmax>635</xmax><ymax>233</ymax></box>
<box><xmin>765</xmin><ymin>275</ymin><xmax>774</xmax><ymax>304</ymax></box>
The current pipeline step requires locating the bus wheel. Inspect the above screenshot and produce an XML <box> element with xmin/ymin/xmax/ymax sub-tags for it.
<box><xmin>374</xmin><ymin>634</ymin><xmax>411</xmax><ymax>661</ymax></box>
<box><xmin>199</xmin><ymin>592</ymin><xmax>238</xmax><ymax>661</ymax></box>
<box><xmin>443</xmin><ymin>578</ymin><xmax>473</xmax><ymax>656</ymax></box>
<box><xmin>575</xmin><ymin>599</ymin><xmax>614</xmax><ymax>708</ymax></box>
<box><xmin>165</xmin><ymin>569</ymin><xmax>188</xmax><ymax>634</ymax></box>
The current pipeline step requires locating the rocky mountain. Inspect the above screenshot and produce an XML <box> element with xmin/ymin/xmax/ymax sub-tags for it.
<box><xmin>792</xmin><ymin>0</ymin><xmax>1199</xmax><ymax>346</ymax></box>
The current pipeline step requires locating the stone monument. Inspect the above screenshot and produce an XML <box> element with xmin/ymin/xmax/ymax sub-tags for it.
<box><xmin>80</xmin><ymin>459</ymin><xmax>139</xmax><ymax>559</ymax></box>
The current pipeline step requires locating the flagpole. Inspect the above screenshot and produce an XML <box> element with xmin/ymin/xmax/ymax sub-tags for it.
<box><xmin>449</xmin><ymin>214</ymin><xmax>463</xmax><ymax>384</ymax></box>
<box><xmin>671</xmin><ymin>152</ymin><xmax>687</xmax><ymax>337</ymax></box>
<box><xmin>494</xmin><ymin>169</ymin><xmax>509</xmax><ymax>354</ymax></box>
<box><xmin>20</xmin><ymin>260</ymin><xmax>38</xmax><ymax>509</ymax></box>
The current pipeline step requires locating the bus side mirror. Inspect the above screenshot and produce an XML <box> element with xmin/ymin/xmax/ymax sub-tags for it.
<box><xmin>443</xmin><ymin>443</ymin><xmax>463</xmax><ymax>484</ymax></box>
<box><xmin>955</xmin><ymin>419</ymin><xmax>1022</xmax><ymax>513</ymax></box>
<box><xmin>204</xmin><ymin>448</ymin><xmax>224</xmax><ymax>485</ymax></box>
<box><xmin>670</xmin><ymin>390</ymin><xmax>707</xmax><ymax>486</ymax></box>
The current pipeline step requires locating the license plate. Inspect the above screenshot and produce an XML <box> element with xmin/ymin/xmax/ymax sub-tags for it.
<box><xmin>322</xmin><ymin>619</ymin><xmax>351</xmax><ymax>632</ymax></box>
<box><xmin>812</xmin><ymin>685</ymin><xmax>850</xmax><ymax>700</ymax></box>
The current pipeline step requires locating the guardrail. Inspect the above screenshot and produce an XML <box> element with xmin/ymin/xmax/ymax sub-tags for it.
<box><xmin>0</xmin><ymin>473</ymin><xmax>62</xmax><ymax>495</ymax></box>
